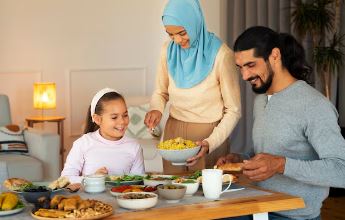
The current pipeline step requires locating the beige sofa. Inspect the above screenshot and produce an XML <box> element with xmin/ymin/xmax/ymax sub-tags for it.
<box><xmin>0</xmin><ymin>94</ymin><xmax>61</xmax><ymax>183</ymax></box>
<box><xmin>125</xmin><ymin>96</ymin><xmax>168</xmax><ymax>173</ymax></box>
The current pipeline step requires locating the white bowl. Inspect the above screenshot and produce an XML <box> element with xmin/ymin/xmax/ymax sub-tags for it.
<box><xmin>157</xmin><ymin>184</ymin><xmax>186</xmax><ymax>203</ymax></box>
<box><xmin>116</xmin><ymin>192</ymin><xmax>158</xmax><ymax>210</ymax></box>
<box><xmin>172</xmin><ymin>179</ymin><xmax>200</xmax><ymax>196</ymax></box>
<box><xmin>158</xmin><ymin>146</ymin><xmax>201</xmax><ymax>165</ymax></box>
<box><xmin>143</xmin><ymin>175</ymin><xmax>174</xmax><ymax>186</ymax></box>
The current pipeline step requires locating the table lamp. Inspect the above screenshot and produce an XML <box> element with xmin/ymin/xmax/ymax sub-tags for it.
<box><xmin>33</xmin><ymin>82</ymin><xmax>56</xmax><ymax>112</ymax></box>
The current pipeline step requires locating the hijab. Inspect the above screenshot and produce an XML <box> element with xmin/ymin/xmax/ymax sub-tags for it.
<box><xmin>162</xmin><ymin>0</ymin><xmax>222</xmax><ymax>88</ymax></box>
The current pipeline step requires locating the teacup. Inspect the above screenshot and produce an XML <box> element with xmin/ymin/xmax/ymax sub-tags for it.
<box><xmin>202</xmin><ymin>169</ymin><xmax>232</xmax><ymax>200</ymax></box>
<box><xmin>82</xmin><ymin>174</ymin><xmax>105</xmax><ymax>193</ymax></box>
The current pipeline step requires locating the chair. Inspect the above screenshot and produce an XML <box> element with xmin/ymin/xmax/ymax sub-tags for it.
<box><xmin>0</xmin><ymin>94</ymin><xmax>60</xmax><ymax>182</ymax></box>
<box><xmin>125</xmin><ymin>96</ymin><xmax>169</xmax><ymax>173</ymax></box>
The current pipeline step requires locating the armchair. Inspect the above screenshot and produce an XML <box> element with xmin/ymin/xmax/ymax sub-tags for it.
<box><xmin>125</xmin><ymin>96</ymin><xmax>169</xmax><ymax>173</ymax></box>
<box><xmin>0</xmin><ymin>94</ymin><xmax>60</xmax><ymax>182</ymax></box>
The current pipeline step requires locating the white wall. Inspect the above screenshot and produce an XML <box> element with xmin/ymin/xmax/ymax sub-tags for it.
<box><xmin>0</xmin><ymin>0</ymin><xmax>227</xmax><ymax>159</ymax></box>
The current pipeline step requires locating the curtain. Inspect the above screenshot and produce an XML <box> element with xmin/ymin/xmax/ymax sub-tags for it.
<box><xmin>226</xmin><ymin>0</ymin><xmax>345</xmax><ymax>153</ymax></box>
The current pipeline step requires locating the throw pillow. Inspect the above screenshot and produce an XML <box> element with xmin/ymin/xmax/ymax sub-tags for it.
<box><xmin>0</xmin><ymin>124</ymin><xmax>28</xmax><ymax>153</ymax></box>
<box><xmin>126</xmin><ymin>103</ymin><xmax>161</xmax><ymax>139</ymax></box>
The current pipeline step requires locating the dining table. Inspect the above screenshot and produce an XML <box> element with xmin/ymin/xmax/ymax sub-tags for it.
<box><xmin>0</xmin><ymin>180</ymin><xmax>305</xmax><ymax>220</ymax></box>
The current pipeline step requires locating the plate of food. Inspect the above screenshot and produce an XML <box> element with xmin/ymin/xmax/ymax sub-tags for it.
<box><xmin>31</xmin><ymin>194</ymin><xmax>113</xmax><ymax>219</ymax></box>
<box><xmin>183</xmin><ymin>170</ymin><xmax>238</xmax><ymax>184</ymax></box>
<box><xmin>0</xmin><ymin>192</ymin><xmax>25</xmax><ymax>216</ymax></box>
<box><xmin>116</xmin><ymin>192</ymin><xmax>158</xmax><ymax>210</ymax></box>
<box><xmin>3</xmin><ymin>177</ymin><xmax>70</xmax><ymax>193</ymax></box>
<box><xmin>143</xmin><ymin>174</ymin><xmax>178</xmax><ymax>186</ymax></box>
<box><xmin>105</xmin><ymin>175</ymin><xmax>144</xmax><ymax>186</ymax></box>
<box><xmin>157</xmin><ymin>137</ymin><xmax>201</xmax><ymax>165</ymax></box>
<box><xmin>110</xmin><ymin>185</ymin><xmax>157</xmax><ymax>196</ymax></box>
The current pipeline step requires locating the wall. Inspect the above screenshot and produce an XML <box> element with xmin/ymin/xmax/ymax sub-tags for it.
<box><xmin>0</xmin><ymin>0</ymin><xmax>226</xmax><ymax>159</ymax></box>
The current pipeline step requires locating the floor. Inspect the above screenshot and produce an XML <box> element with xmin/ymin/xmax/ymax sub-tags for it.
<box><xmin>321</xmin><ymin>196</ymin><xmax>345</xmax><ymax>220</ymax></box>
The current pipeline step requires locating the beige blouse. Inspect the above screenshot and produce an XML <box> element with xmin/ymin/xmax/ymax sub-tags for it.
<box><xmin>150</xmin><ymin>42</ymin><xmax>241</xmax><ymax>153</ymax></box>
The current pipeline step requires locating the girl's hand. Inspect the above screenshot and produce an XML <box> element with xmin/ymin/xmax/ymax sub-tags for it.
<box><xmin>95</xmin><ymin>167</ymin><xmax>108</xmax><ymax>175</ymax></box>
<box><xmin>144</xmin><ymin>110</ymin><xmax>162</xmax><ymax>129</ymax></box>
<box><xmin>186</xmin><ymin>140</ymin><xmax>209</xmax><ymax>166</ymax></box>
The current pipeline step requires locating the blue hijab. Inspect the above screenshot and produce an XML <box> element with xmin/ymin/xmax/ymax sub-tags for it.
<box><xmin>162</xmin><ymin>0</ymin><xmax>222</xmax><ymax>88</ymax></box>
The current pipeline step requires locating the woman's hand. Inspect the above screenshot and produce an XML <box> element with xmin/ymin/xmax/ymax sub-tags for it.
<box><xmin>144</xmin><ymin>110</ymin><xmax>162</xmax><ymax>129</ymax></box>
<box><xmin>94</xmin><ymin>167</ymin><xmax>108</xmax><ymax>175</ymax></box>
<box><xmin>186</xmin><ymin>140</ymin><xmax>209</xmax><ymax>166</ymax></box>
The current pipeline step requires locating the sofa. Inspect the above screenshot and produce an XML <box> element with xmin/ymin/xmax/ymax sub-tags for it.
<box><xmin>0</xmin><ymin>94</ymin><xmax>61</xmax><ymax>183</ymax></box>
<box><xmin>125</xmin><ymin>96</ymin><xmax>168</xmax><ymax>173</ymax></box>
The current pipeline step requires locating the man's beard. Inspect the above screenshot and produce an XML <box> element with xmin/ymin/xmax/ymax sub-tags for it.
<box><xmin>251</xmin><ymin>62</ymin><xmax>274</xmax><ymax>94</ymax></box>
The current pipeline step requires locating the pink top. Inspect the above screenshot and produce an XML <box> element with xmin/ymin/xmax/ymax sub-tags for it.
<box><xmin>61</xmin><ymin>130</ymin><xmax>145</xmax><ymax>183</ymax></box>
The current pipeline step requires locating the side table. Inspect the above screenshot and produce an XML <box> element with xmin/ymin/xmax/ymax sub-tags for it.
<box><xmin>25</xmin><ymin>116</ymin><xmax>66</xmax><ymax>168</ymax></box>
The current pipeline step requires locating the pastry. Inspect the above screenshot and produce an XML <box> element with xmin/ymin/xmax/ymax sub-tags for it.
<box><xmin>214</xmin><ymin>162</ymin><xmax>244</xmax><ymax>171</ymax></box>
<box><xmin>3</xmin><ymin>178</ymin><xmax>31</xmax><ymax>191</ymax></box>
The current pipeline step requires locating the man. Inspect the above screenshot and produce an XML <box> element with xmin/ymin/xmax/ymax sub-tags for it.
<box><xmin>217</xmin><ymin>26</ymin><xmax>345</xmax><ymax>220</ymax></box>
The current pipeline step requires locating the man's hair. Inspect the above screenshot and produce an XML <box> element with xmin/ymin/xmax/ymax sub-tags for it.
<box><xmin>233</xmin><ymin>26</ymin><xmax>312</xmax><ymax>82</ymax></box>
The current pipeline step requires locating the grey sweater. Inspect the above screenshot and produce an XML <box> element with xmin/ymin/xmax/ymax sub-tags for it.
<box><xmin>252</xmin><ymin>80</ymin><xmax>345</xmax><ymax>219</ymax></box>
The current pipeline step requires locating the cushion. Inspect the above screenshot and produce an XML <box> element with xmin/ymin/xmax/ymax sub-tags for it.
<box><xmin>0</xmin><ymin>125</ymin><xmax>28</xmax><ymax>153</ymax></box>
<box><xmin>126</xmin><ymin>103</ymin><xmax>161</xmax><ymax>139</ymax></box>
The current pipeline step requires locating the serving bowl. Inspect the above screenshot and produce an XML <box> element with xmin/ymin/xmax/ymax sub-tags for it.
<box><xmin>158</xmin><ymin>146</ymin><xmax>201</xmax><ymax>165</ymax></box>
<box><xmin>157</xmin><ymin>184</ymin><xmax>186</xmax><ymax>203</ymax></box>
<box><xmin>143</xmin><ymin>175</ymin><xmax>175</xmax><ymax>186</ymax></box>
<box><xmin>22</xmin><ymin>186</ymin><xmax>51</xmax><ymax>204</ymax></box>
<box><xmin>116</xmin><ymin>192</ymin><xmax>158</xmax><ymax>210</ymax></box>
<box><xmin>172</xmin><ymin>178</ymin><xmax>199</xmax><ymax>196</ymax></box>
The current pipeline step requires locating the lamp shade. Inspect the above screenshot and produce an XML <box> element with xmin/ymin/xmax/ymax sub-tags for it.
<box><xmin>33</xmin><ymin>82</ymin><xmax>56</xmax><ymax>109</ymax></box>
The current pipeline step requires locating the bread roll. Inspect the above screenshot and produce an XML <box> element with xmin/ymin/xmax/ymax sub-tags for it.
<box><xmin>3</xmin><ymin>178</ymin><xmax>31</xmax><ymax>191</ymax></box>
<box><xmin>215</xmin><ymin>163</ymin><xmax>244</xmax><ymax>171</ymax></box>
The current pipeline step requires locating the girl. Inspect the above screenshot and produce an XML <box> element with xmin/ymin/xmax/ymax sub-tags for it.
<box><xmin>61</xmin><ymin>88</ymin><xmax>145</xmax><ymax>183</ymax></box>
<box><xmin>145</xmin><ymin>0</ymin><xmax>241</xmax><ymax>174</ymax></box>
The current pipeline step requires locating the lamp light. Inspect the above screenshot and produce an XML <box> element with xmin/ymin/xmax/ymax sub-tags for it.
<box><xmin>33</xmin><ymin>82</ymin><xmax>56</xmax><ymax>109</ymax></box>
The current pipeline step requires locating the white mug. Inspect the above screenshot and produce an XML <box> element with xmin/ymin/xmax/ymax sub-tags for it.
<box><xmin>202</xmin><ymin>169</ymin><xmax>232</xmax><ymax>199</ymax></box>
<box><xmin>82</xmin><ymin>174</ymin><xmax>105</xmax><ymax>193</ymax></box>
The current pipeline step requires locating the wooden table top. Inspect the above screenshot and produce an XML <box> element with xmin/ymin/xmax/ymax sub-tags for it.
<box><xmin>25</xmin><ymin>116</ymin><xmax>65</xmax><ymax>122</ymax></box>
<box><xmin>108</xmin><ymin>184</ymin><xmax>305</xmax><ymax>220</ymax></box>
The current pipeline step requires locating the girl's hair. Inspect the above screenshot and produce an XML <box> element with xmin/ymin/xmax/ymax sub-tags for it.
<box><xmin>233</xmin><ymin>26</ymin><xmax>312</xmax><ymax>83</ymax></box>
<box><xmin>84</xmin><ymin>91</ymin><xmax>125</xmax><ymax>134</ymax></box>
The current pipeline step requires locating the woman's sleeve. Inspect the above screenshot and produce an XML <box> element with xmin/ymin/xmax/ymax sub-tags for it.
<box><xmin>149</xmin><ymin>42</ymin><xmax>170</xmax><ymax>114</ymax></box>
<box><xmin>205</xmin><ymin>47</ymin><xmax>242</xmax><ymax>153</ymax></box>
<box><xmin>61</xmin><ymin>139</ymin><xmax>85</xmax><ymax>183</ymax></box>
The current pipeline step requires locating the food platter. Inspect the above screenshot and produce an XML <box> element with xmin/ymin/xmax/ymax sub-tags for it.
<box><xmin>105</xmin><ymin>175</ymin><xmax>143</xmax><ymax>186</ymax></box>
<box><xmin>10</xmin><ymin>188</ymin><xmax>63</xmax><ymax>194</ymax></box>
<box><xmin>109</xmin><ymin>185</ymin><xmax>157</xmax><ymax>196</ymax></box>
<box><xmin>105</xmin><ymin>180</ymin><xmax>143</xmax><ymax>186</ymax></box>
<box><xmin>0</xmin><ymin>206</ymin><xmax>25</xmax><ymax>216</ymax></box>
<box><xmin>31</xmin><ymin>209</ymin><xmax>113</xmax><ymax>220</ymax></box>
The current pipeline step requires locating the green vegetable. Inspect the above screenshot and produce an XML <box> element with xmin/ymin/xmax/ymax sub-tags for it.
<box><xmin>188</xmin><ymin>170</ymin><xmax>202</xmax><ymax>179</ymax></box>
<box><xmin>182</xmin><ymin>179</ymin><xmax>196</xmax><ymax>183</ymax></box>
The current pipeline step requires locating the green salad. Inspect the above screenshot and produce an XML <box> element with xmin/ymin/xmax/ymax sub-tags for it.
<box><xmin>106</xmin><ymin>175</ymin><xmax>143</xmax><ymax>182</ymax></box>
<box><xmin>186</xmin><ymin>170</ymin><xmax>202</xmax><ymax>179</ymax></box>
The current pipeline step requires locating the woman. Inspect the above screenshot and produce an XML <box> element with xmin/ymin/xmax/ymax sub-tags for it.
<box><xmin>144</xmin><ymin>0</ymin><xmax>241</xmax><ymax>174</ymax></box>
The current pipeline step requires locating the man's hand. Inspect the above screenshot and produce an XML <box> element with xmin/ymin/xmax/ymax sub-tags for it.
<box><xmin>216</xmin><ymin>153</ymin><xmax>243</xmax><ymax>166</ymax></box>
<box><xmin>186</xmin><ymin>140</ymin><xmax>209</xmax><ymax>166</ymax></box>
<box><xmin>94</xmin><ymin>166</ymin><xmax>108</xmax><ymax>175</ymax></box>
<box><xmin>242</xmin><ymin>153</ymin><xmax>286</xmax><ymax>182</ymax></box>
<box><xmin>144</xmin><ymin>110</ymin><xmax>162</xmax><ymax>129</ymax></box>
